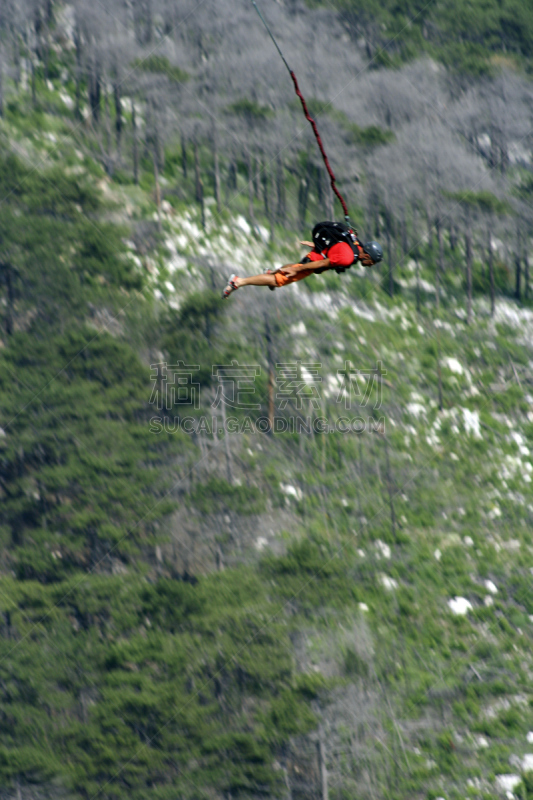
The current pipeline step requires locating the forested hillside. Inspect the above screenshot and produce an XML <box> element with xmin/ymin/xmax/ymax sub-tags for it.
<box><xmin>0</xmin><ymin>1</ymin><xmax>532</xmax><ymax>799</ymax></box>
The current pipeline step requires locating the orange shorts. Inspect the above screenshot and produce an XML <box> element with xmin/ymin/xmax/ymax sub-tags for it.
<box><xmin>274</xmin><ymin>268</ymin><xmax>315</xmax><ymax>287</ymax></box>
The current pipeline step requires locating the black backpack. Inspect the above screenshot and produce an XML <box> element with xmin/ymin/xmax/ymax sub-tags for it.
<box><xmin>312</xmin><ymin>221</ymin><xmax>358</xmax><ymax>273</ymax></box>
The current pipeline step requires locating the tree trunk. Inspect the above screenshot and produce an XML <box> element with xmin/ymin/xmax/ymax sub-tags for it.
<box><xmin>246</xmin><ymin>147</ymin><xmax>254</xmax><ymax>223</ymax></box>
<box><xmin>13</xmin><ymin>36</ymin><xmax>21</xmax><ymax>88</ymax></box>
<box><xmin>212</xmin><ymin>126</ymin><xmax>221</xmax><ymax>214</ymax></box>
<box><xmin>326</xmin><ymin>183</ymin><xmax>334</xmax><ymax>220</ymax></box>
<box><xmin>488</xmin><ymin>223</ymin><xmax>495</xmax><ymax>316</ymax></box>
<box><xmin>104</xmin><ymin>88</ymin><xmax>112</xmax><ymax>174</ymax></box>
<box><xmin>74</xmin><ymin>25</ymin><xmax>82</xmax><ymax>120</ymax></box>
<box><xmin>2</xmin><ymin>262</ymin><xmax>14</xmax><ymax>336</ymax></box>
<box><xmin>194</xmin><ymin>137</ymin><xmax>205</xmax><ymax>229</ymax></box>
<box><xmin>227</xmin><ymin>150</ymin><xmax>237</xmax><ymax>196</ymax></box>
<box><xmin>254</xmin><ymin>155</ymin><xmax>261</xmax><ymax>199</ymax></box>
<box><xmin>515</xmin><ymin>223</ymin><xmax>521</xmax><ymax>300</ymax></box>
<box><xmin>30</xmin><ymin>54</ymin><xmax>37</xmax><ymax>107</ymax></box>
<box><xmin>435</xmin><ymin>325</ymin><xmax>443</xmax><ymax>412</ymax></box>
<box><xmin>435</xmin><ymin>217</ymin><xmax>443</xmax><ymax>310</ymax></box>
<box><xmin>315</xmin><ymin>164</ymin><xmax>323</xmax><ymax>216</ymax></box>
<box><xmin>114</xmin><ymin>79</ymin><xmax>122</xmax><ymax>155</ymax></box>
<box><xmin>401</xmin><ymin>209</ymin><xmax>408</xmax><ymax>255</ymax></box>
<box><xmin>0</xmin><ymin>52</ymin><xmax>4</xmax><ymax>118</ymax></box>
<box><xmin>264</xmin><ymin>312</ymin><xmax>275</xmax><ymax>434</ymax></box>
<box><xmin>386</xmin><ymin>224</ymin><xmax>394</xmax><ymax>298</ymax></box>
<box><xmin>194</xmin><ymin>137</ymin><xmax>202</xmax><ymax>202</ymax></box>
<box><xmin>449</xmin><ymin>221</ymin><xmax>457</xmax><ymax>251</ymax></box>
<box><xmin>276</xmin><ymin>156</ymin><xmax>286</xmax><ymax>223</ymax></box>
<box><xmin>464</xmin><ymin>221</ymin><xmax>473</xmax><ymax>325</ymax></box>
<box><xmin>220</xmin><ymin>396</ymin><xmax>233</xmax><ymax>484</ymax></box>
<box><xmin>88</xmin><ymin>51</ymin><xmax>100</xmax><ymax>124</ymax></box>
<box><xmin>524</xmin><ymin>242</ymin><xmax>530</xmax><ymax>300</ymax></box>
<box><xmin>415</xmin><ymin>257</ymin><xmax>421</xmax><ymax>313</ymax></box>
<box><xmin>425</xmin><ymin>195</ymin><xmax>433</xmax><ymax>248</ymax></box>
<box><xmin>181</xmin><ymin>133</ymin><xmax>188</xmax><ymax>179</ymax></box>
<box><xmin>131</xmin><ymin>98</ymin><xmax>139</xmax><ymax>185</ymax></box>
<box><xmin>153</xmin><ymin>151</ymin><xmax>162</xmax><ymax>233</ymax></box>
<box><xmin>317</xmin><ymin>727</ymin><xmax>329</xmax><ymax>800</ymax></box>
<box><xmin>262</xmin><ymin>162</ymin><xmax>270</xmax><ymax>219</ymax></box>
<box><xmin>298</xmin><ymin>155</ymin><xmax>311</xmax><ymax>229</ymax></box>
<box><xmin>384</xmin><ymin>435</ymin><xmax>397</xmax><ymax>541</ymax></box>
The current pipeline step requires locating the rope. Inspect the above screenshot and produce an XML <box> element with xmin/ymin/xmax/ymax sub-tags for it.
<box><xmin>251</xmin><ymin>0</ymin><xmax>351</xmax><ymax>224</ymax></box>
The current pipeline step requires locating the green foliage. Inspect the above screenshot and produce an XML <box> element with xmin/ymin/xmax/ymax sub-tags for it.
<box><xmin>443</xmin><ymin>190</ymin><xmax>511</xmax><ymax>215</ymax></box>
<box><xmin>312</xmin><ymin>0</ymin><xmax>533</xmax><ymax>67</ymax></box>
<box><xmin>347</xmin><ymin>123</ymin><xmax>395</xmax><ymax>147</ymax></box>
<box><xmin>189</xmin><ymin>477</ymin><xmax>265</xmax><ymax>515</ymax></box>
<box><xmin>0</xmin><ymin>569</ymin><xmax>311</xmax><ymax>798</ymax></box>
<box><xmin>291</xmin><ymin>98</ymin><xmax>394</xmax><ymax>146</ymax></box>
<box><xmin>132</xmin><ymin>55</ymin><xmax>189</xmax><ymax>83</ymax></box>
<box><xmin>161</xmin><ymin>290</ymin><xmax>231</xmax><ymax>386</ymax></box>
<box><xmin>0</xmin><ymin>331</ymin><xmax>180</xmax><ymax>579</ymax></box>
<box><xmin>226</xmin><ymin>98</ymin><xmax>274</xmax><ymax>121</ymax></box>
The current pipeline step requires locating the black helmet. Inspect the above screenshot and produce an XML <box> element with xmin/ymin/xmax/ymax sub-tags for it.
<box><xmin>363</xmin><ymin>241</ymin><xmax>383</xmax><ymax>264</ymax></box>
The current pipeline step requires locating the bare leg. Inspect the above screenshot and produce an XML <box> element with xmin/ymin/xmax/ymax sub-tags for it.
<box><xmin>235</xmin><ymin>273</ymin><xmax>277</xmax><ymax>288</ymax></box>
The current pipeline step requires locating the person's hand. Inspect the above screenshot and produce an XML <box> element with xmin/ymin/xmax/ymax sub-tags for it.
<box><xmin>279</xmin><ymin>264</ymin><xmax>300</xmax><ymax>279</ymax></box>
<box><xmin>360</xmin><ymin>253</ymin><xmax>374</xmax><ymax>268</ymax></box>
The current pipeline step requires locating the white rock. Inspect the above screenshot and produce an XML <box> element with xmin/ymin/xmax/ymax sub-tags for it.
<box><xmin>407</xmin><ymin>402</ymin><xmax>426</xmax><ymax>418</ymax></box>
<box><xmin>448</xmin><ymin>597</ymin><xmax>472</xmax><ymax>615</ymax></box>
<box><xmin>280</xmin><ymin>484</ymin><xmax>303</xmax><ymax>501</ymax></box>
<box><xmin>289</xmin><ymin>321</ymin><xmax>307</xmax><ymax>336</ymax></box>
<box><xmin>164</xmin><ymin>281</ymin><xmax>175</xmax><ymax>292</ymax></box>
<box><xmin>168</xmin><ymin>255</ymin><xmax>187</xmax><ymax>272</ymax></box>
<box><xmin>380</xmin><ymin>575</ymin><xmax>398</xmax><ymax>591</ymax></box>
<box><xmin>59</xmin><ymin>90</ymin><xmax>74</xmax><ymax>109</ymax></box>
<box><xmin>522</xmin><ymin>754</ymin><xmax>533</xmax><ymax>771</ymax></box>
<box><xmin>359</xmin><ymin>603</ymin><xmax>369</xmax><ymax>612</ymax></box>
<box><xmin>444</xmin><ymin>357</ymin><xmax>464</xmax><ymax>375</ymax></box>
<box><xmin>235</xmin><ymin>215</ymin><xmax>251</xmax><ymax>236</ymax></box>
<box><xmin>357</xmin><ymin>549</ymin><xmax>365</xmax><ymax>558</ymax></box>
<box><xmin>484</xmin><ymin>595</ymin><xmax>494</xmax><ymax>607</ymax></box>
<box><xmin>462</xmin><ymin>408</ymin><xmax>481</xmax><ymax>438</ymax></box>
<box><xmin>255</xmin><ymin>537</ymin><xmax>268</xmax><ymax>551</ymax></box>
<box><xmin>485</xmin><ymin>580</ymin><xmax>498</xmax><ymax>594</ymax></box>
<box><xmin>495</xmin><ymin>775</ymin><xmax>521</xmax><ymax>793</ymax></box>
<box><xmin>476</xmin><ymin>736</ymin><xmax>489</xmax><ymax>748</ymax></box>
<box><xmin>434</xmin><ymin>548</ymin><xmax>441</xmax><ymax>561</ymax></box>
<box><xmin>527</xmin><ymin>732</ymin><xmax>533</xmax><ymax>743</ymax></box>
<box><xmin>375</xmin><ymin>540</ymin><xmax>391</xmax><ymax>559</ymax></box>
<box><xmin>464</xmin><ymin>536</ymin><xmax>474</xmax><ymax>547</ymax></box>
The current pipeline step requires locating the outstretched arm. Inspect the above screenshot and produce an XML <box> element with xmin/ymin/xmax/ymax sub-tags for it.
<box><xmin>279</xmin><ymin>258</ymin><xmax>331</xmax><ymax>279</ymax></box>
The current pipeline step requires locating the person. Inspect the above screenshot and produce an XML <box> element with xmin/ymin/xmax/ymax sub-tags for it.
<box><xmin>222</xmin><ymin>221</ymin><xmax>383</xmax><ymax>299</ymax></box>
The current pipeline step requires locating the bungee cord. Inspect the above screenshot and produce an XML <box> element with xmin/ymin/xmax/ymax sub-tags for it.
<box><xmin>251</xmin><ymin>0</ymin><xmax>351</xmax><ymax>225</ymax></box>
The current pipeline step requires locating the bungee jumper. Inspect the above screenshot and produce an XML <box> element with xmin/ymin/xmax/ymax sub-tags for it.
<box><xmin>223</xmin><ymin>0</ymin><xmax>383</xmax><ymax>299</ymax></box>
<box><xmin>222</xmin><ymin>221</ymin><xmax>383</xmax><ymax>297</ymax></box>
